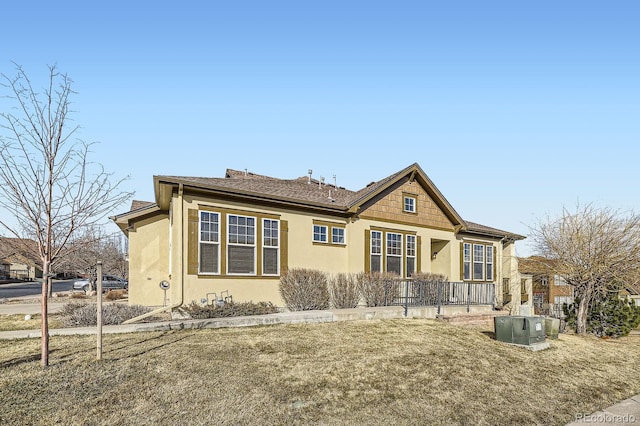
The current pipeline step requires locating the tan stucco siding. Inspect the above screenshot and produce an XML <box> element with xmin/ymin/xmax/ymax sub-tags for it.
<box><xmin>349</xmin><ymin>218</ymin><xmax>459</xmax><ymax>279</ymax></box>
<box><xmin>173</xmin><ymin>197</ymin><xmax>353</xmax><ymax>306</ymax></box>
<box><xmin>128</xmin><ymin>213</ymin><xmax>170</xmax><ymax>306</ymax></box>
<box><xmin>358</xmin><ymin>180</ymin><xmax>455</xmax><ymax>231</ymax></box>
<box><xmin>125</xmin><ymin>190</ymin><xmax>520</xmax><ymax>309</ymax></box>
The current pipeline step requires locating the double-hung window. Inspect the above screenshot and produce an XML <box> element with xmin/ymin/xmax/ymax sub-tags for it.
<box><xmin>228</xmin><ymin>214</ymin><xmax>255</xmax><ymax>274</ymax></box>
<box><xmin>199</xmin><ymin>211</ymin><xmax>220</xmax><ymax>274</ymax></box>
<box><xmin>462</xmin><ymin>243</ymin><xmax>471</xmax><ymax>281</ymax></box>
<box><xmin>462</xmin><ymin>241</ymin><xmax>495</xmax><ymax>282</ymax></box>
<box><xmin>370</xmin><ymin>231</ymin><xmax>382</xmax><ymax>272</ymax></box>
<box><xmin>473</xmin><ymin>244</ymin><xmax>484</xmax><ymax>280</ymax></box>
<box><xmin>263</xmin><ymin>219</ymin><xmax>279</xmax><ymax>275</ymax></box>
<box><xmin>386</xmin><ymin>232</ymin><xmax>403</xmax><ymax>276</ymax></box>
<box><xmin>486</xmin><ymin>246</ymin><xmax>494</xmax><ymax>281</ymax></box>
<box><xmin>406</xmin><ymin>235</ymin><xmax>416</xmax><ymax>277</ymax></box>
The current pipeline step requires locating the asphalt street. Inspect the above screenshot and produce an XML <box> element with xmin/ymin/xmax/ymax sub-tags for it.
<box><xmin>0</xmin><ymin>280</ymin><xmax>75</xmax><ymax>299</ymax></box>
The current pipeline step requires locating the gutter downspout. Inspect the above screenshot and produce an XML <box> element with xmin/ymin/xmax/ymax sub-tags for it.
<box><xmin>123</xmin><ymin>184</ymin><xmax>185</xmax><ymax>324</ymax></box>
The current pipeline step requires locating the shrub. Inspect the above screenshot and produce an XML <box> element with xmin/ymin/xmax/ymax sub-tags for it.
<box><xmin>564</xmin><ymin>296</ymin><xmax>640</xmax><ymax>338</ymax></box>
<box><xmin>279</xmin><ymin>268</ymin><xmax>330</xmax><ymax>311</ymax></box>
<box><xmin>183</xmin><ymin>301</ymin><xmax>279</xmax><ymax>319</ymax></box>
<box><xmin>69</xmin><ymin>292</ymin><xmax>87</xmax><ymax>299</ymax></box>
<box><xmin>410</xmin><ymin>272</ymin><xmax>448</xmax><ymax>305</ymax></box>
<box><xmin>356</xmin><ymin>272</ymin><xmax>400</xmax><ymax>307</ymax></box>
<box><xmin>329</xmin><ymin>273</ymin><xmax>360</xmax><ymax>309</ymax></box>
<box><xmin>105</xmin><ymin>290</ymin><xmax>127</xmax><ymax>301</ymax></box>
<box><xmin>62</xmin><ymin>303</ymin><xmax>151</xmax><ymax>327</ymax></box>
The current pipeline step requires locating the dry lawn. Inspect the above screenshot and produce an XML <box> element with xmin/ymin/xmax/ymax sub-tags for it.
<box><xmin>0</xmin><ymin>319</ymin><xmax>638</xmax><ymax>425</ymax></box>
<box><xmin>0</xmin><ymin>314</ymin><xmax>62</xmax><ymax>332</ymax></box>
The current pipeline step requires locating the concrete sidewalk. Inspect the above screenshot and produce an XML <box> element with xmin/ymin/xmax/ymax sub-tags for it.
<box><xmin>0</xmin><ymin>309</ymin><xmax>336</xmax><ymax>340</ymax></box>
<box><xmin>566</xmin><ymin>395</ymin><xmax>640</xmax><ymax>425</ymax></box>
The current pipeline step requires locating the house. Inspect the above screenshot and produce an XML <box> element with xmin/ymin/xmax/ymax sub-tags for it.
<box><xmin>112</xmin><ymin>163</ymin><xmax>528</xmax><ymax>312</ymax></box>
<box><xmin>518</xmin><ymin>256</ymin><xmax>574</xmax><ymax>315</ymax></box>
<box><xmin>0</xmin><ymin>238</ymin><xmax>42</xmax><ymax>281</ymax></box>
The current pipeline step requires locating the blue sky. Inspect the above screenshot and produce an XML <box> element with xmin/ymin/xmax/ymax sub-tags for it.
<box><xmin>2</xmin><ymin>1</ymin><xmax>639</xmax><ymax>256</ymax></box>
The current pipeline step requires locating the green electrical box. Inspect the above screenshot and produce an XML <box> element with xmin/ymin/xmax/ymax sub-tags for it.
<box><xmin>494</xmin><ymin>316</ymin><xmax>546</xmax><ymax>345</ymax></box>
<box><xmin>511</xmin><ymin>316</ymin><xmax>545</xmax><ymax>345</ymax></box>
<box><xmin>544</xmin><ymin>317</ymin><xmax>560</xmax><ymax>339</ymax></box>
<box><xmin>494</xmin><ymin>316</ymin><xmax>514</xmax><ymax>343</ymax></box>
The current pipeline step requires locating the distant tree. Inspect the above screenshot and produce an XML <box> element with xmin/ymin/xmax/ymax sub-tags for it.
<box><xmin>0</xmin><ymin>64</ymin><xmax>131</xmax><ymax>367</ymax></box>
<box><xmin>530</xmin><ymin>204</ymin><xmax>640</xmax><ymax>334</ymax></box>
<box><xmin>52</xmin><ymin>226</ymin><xmax>128</xmax><ymax>284</ymax></box>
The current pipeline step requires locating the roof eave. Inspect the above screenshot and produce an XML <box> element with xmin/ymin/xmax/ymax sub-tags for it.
<box><xmin>154</xmin><ymin>176</ymin><xmax>353</xmax><ymax>215</ymax></box>
<box><xmin>461</xmin><ymin>228</ymin><xmax>526</xmax><ymax>241</ymax></box>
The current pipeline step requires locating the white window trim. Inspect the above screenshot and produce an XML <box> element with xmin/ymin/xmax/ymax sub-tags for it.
<box><xmin>199</xmin><ymin>211</ymin><xmax>221</xmax><ymax>275</ymax></box>
<box><xmin>463</xmin><ymin>242</ymin><xmax>472</xmax><ymax>281</ymax></box>
<box><xmin>370</xmin><ymin>230</ymin><xmax>383</xmax><ymax>272</ymax></box>
<box><xmin>403</xmin><ymin>196</ymin><xmax>416</xmax><ymax>213</ymax></box>
<box><xmin>226</xmin><ymin>213</ymin><xmax>257</xmax><ymax>276</ymax></box>
<box><xmin>331</xmin><ymin>226</ymin><xmax>346</xmax><ymax>245</ymax></box>
<box><xmin>386</xmin><ymin>232</ymin><xmax>403</xmax><ymax>277</ymax></box>
<box><xmin>486</xmin><ymin>245</ymin><xmax>494</xmax><ymax>281</ymax></box>
<box><xmin>472</xmin><ymin>243</ymin><xmax>485</xmax><ymax>281</ymax></box>
<box><xmin>262</xmin><ymin>218</ymin><xmax>280</xmax><ymax>276</ymax></box>
<box><xmin>406</xmin><ymin>234</ymin><xmax>416</xmax><ymax>276</ymax></box>
<box><xmin>313</xmin><ymin>224</ymin><xmax>328</xmax><ymax>243</ymax></box>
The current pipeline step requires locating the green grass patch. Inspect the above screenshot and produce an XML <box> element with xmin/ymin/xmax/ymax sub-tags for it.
<box><xmin>0</xmin><ymin>319</ymin><xmax>638</xmax><ymax>425</ymax></box>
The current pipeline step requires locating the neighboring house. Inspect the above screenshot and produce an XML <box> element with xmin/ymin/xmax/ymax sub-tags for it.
<box><xmin>0</xmin><ymin>238</ymin><xmax>42</xmax><ymax>280</ymax></box>
<box><xmin>112</xmin><ymin>163</ymin><xmax>527</xmax><ymax>311</ymax></box>
<box><xmin>518</xmin><ymin>256</ymin><xmax>574</xmax><ymax>314</ymax></box>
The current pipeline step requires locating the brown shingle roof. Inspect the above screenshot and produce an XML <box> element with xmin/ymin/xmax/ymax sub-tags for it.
<box><xmin>130</xmin><ymin>200</ymin><xmax>156</xmax><ymax>212</ymax></box>
<box><xmin>148</xmin><ymin>164</ymin><xmax>522</xmax><ymax>240</ymax></box>
<box><xmin>464</xmin><ymin>221</ymin><xmax>526</xmax><ymax>241</ymax></box>
<box><xmin>0</xmin><ymin>238</ymin><xmax>40</xmax><ymax>265</ymax></box>
<box><xmin>157</xmin><ymin>172</ymin><xmax>359</xmax><ymax>209</ymax></box>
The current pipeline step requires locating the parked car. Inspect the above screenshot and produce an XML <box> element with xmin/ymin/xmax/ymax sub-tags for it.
<box><xmin>73</xmin><ymin>275</ymin><xmax>128</xmax><ymax>293</ymax></box>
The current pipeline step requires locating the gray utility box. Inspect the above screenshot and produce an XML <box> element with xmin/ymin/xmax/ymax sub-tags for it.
<box><xmin>544</xmin><ymin>317</ymin><xmax>560</xmax><ymax>340</ymax></box>
<box><xmin>494</xmin><ymin>316</ymin><xmax>546</xmax><ymax>345</ymax></box>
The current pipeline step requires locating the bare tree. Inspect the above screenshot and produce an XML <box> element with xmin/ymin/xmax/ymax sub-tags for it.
<box><xmin>53</xmin><ymin>226</ymin><xmax>128</xmax><ymax>284</ymax></box>
<box><xmin>0</xmin><ymin>64</ymin><xmax>132</xmax><ymax>366</ymax></box>
<box><xmin>530</xmin><ymin>204</ymin><xmax>640</xmax><ymax>334</ymax></box>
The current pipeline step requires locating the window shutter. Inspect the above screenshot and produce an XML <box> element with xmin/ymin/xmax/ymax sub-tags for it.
<box><xmin>364</xmin><ymin>229</ymin><xmax>371</xmax><ymax>272</ymax></box>
<box><xmin>459</xmin><ymin>242</ymin><xmax>464</xmax><ymax>281</ymax></box>
<box><xmin>279</xmin><ymin>220</ymin><xmax>288</xmax><ymax>274</ymax></box>
<box><xmin>416</xmin><ymin>235</ymin><xmax>422</xmax><ymax>273</ymax></box>
<box><xmin>188</xmin><ymin>209</ymin><xmax>199</xmax><ymax>275</ymax></box>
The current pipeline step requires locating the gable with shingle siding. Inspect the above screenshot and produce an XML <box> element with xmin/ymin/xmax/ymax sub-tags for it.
<box><xmin>357</xmin><ymin>178</ymin><xmax>456</xmax><ymax>231</ymax></box>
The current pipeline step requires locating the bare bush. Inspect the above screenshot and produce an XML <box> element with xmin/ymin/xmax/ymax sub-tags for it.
<box><xmin>183</xmin><ymin>301</ymin><xmax>279</xmax><ymax>319</ymax></box>
<box><xmin>105</xmin><ymin>290</ymin><xmax>127</xmax><ymax>301</ymax></box>
<box><xmin>62</xmin><ymin>303</ymin><xmax>151</xmax><ymax>327</ymax></box>
<box><xmin>279</xmin><ymin>268</ymin><xmax>330</xmax><ymax>311</ymax></box>
<box><xmin>329</xmin><ymin>273</ymin><xmax>360</xmax><ymax>309</ymax></box>
<box><xmin>69</xmin><ymin>292</ymin><xmax>87</xmax><ymax>300</ymax></box>
<box><xmin>411</xmin><ymin>272</ymin><xmax>448</xmax><ymax>305</ymax></box>
<box><xmin>356</xmin><ymin>272</ymin><xmax>400</xmax><ymax>307</ymax></box>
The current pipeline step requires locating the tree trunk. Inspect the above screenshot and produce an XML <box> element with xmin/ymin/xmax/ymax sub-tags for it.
<box><xmin>40</xmin><ymin>268</ymin><xmax>49</xmax><ymax>367</ymax></box>
<box><xmin>47</xmin><ymin>277</ymin><xmax>53</xmax><ymax>298</ymax></box>
<box><xmin>575</xmin><ymin>286</ymin><xmax>592</xmax><ymax>334</ymax></box>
